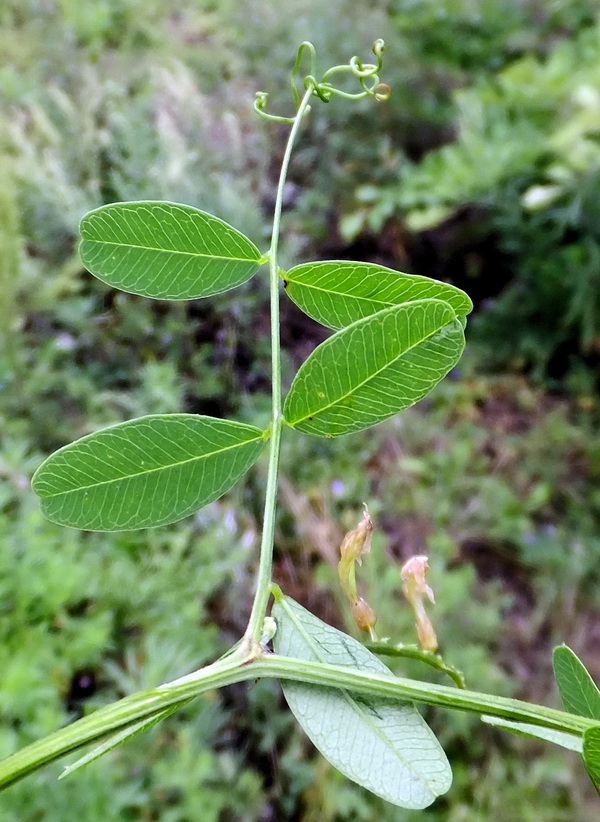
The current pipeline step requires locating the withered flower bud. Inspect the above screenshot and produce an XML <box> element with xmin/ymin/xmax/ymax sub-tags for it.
<box><xmin>351</xmin><ymin>597</ymin><xmax>377</xmax><ymax>632</ymax></box>
<box><xmin>338</xmin><ymin>506</ymin><xmax>374</xmax><ymax>602</ymax></box>
<box><xmin>401</xmin><ymin>555</ymin><xmax>438</xmax><ymax>652</ymax></box>
<box><xmin>338</xmin><ymin>506</ymin><xmax>377</xmax><ymax>637</ymax></box>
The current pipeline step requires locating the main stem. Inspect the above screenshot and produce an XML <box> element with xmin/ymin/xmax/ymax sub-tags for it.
<box><xmin>244</xmin><ymin>86</ymin><xmax>314</xmax><ymax>643</ymax></box>
<box><xmin>0</xmin><ymin>649</ymin><xmax>594</xmax><ymax>789</ymax></box>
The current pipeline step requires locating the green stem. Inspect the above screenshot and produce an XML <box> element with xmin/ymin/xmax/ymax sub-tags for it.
<box><xmin>262</xmin><ymin>656</ymin><xmax>591</xmax><ymax>735</ymax></box>
<box><xmin>0</xmin><ymin>649</ymin><xmax>593</xmax><ymax>789</ymax></box>
<box><xmin>244</xmin><ymin>85</ymin><xmax>314</xmax><ymax>644</ymax></box>
<box><xmin>367</xmin><ymin>642</ymin><xmax>466</xmax><ymax>689</ymax></box>
<box><xmin>0</xmin><ymin>647</ymin><xmax>250</xmax><ymax>790</ymax></box>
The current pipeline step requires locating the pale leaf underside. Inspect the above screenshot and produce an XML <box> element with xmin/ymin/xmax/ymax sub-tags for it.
<box><xmin>481</xmin><ymin>716</ymin><xmax>583</xmax><ymax>752</ymax></box>
<box><xmin>273</xmin><ymin>595</ymin><xmax>452</xmax><ymax>809</ymax></box>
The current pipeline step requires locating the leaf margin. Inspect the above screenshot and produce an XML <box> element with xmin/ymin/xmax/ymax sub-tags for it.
<box><xmin>32</xmin><ymin>414</ymin><xmax>268</xmax><ymax>531</ymax></box>
<box><xmin>282</xmin><ymin>259</ymin><xmax>473</xmax><ymax>330</ymax></box>
<box><xmin>80</xmin><ymin>200</ymin><xmax>266</xmax><ymax>300</ymax></box>
<box><xmin>283</xmin><ymin>298</ymin><xmax>465</xmax><ymax>437</ymax></box>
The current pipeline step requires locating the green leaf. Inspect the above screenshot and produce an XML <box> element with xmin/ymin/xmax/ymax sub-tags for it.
<box><xmin>553</xmin><ymin>645</ymin><xmax>600</xmax><ymax>720</ymax></box>
<box><xmin>553</xmin><ymin>648</ymin><xmax>600</xmax><ymax>797</ymax></box>
<box><xmin>282</xmin><ymin>260</ymin><xmax>472</xmax><ymax>329</ymax></box>
<box><xmin>80</xmin><ymin>201</ymin><xmax>263</xmax><ymax>300</ymax></box>
<box><xmin>59</xmin><ymin>703</ymin><xmax>186</xmax><ymax>779</ymax></box>
<box><xmin>32</xmin><ymin>415</ymin><xmax>267</xmax><ymax>530</ymax></box>
<box><xmin>272</xmin><ymin>594</ymin><xmax>452</xmax><ymax>810</ymax></box>
<box><xmin>481</xmin><ymin>715</ymin><xmax>583</xmax><ymax>753</ymax></box>
<box><xmin>583</xmin><ymin>726</ymin><xmax>600</xmax><ymax>797</ymax></box>
<box><xmin>283</xmin><ymin>299</ymin><xmax>465</xmax><ymax>436</ymax></box>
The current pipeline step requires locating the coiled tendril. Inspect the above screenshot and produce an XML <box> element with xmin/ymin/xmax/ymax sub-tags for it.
<box><xmin>254</xmin><ymin>39</ymin><xmax>390</xmax><ymax>123</ymax></box>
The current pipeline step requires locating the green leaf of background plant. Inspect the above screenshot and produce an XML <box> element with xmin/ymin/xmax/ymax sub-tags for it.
<box><xmin>283</xmin><ymin>299</ymin><xmax>465</xmax><ymax>436</ymax></box>
<box><xmin>553</xmin><ymin>645</ymin><xmax>600</xmax><ymax>719</ymax></box>
<box><xmin>481</xmin><ymin>715</ymin><xmax>583</xmax><ymax>753</ymax></box>
<box><xmin>80</xmin><ymin>202</ymin><xmax>263</xmax><ymax>300</ymax></box>
<box><xmin>282</xmin><ymin>261</ymin><xmax>472</xmax><ymax>329</ymax></box>
<box><xmin>32</xmin><ymin>415</ymin><xmax>267</xmax><ymax>530</ymax></box>
<box><xmin>272</xmin><ymin>594</ymin><xmax>452</xmax><ymax>810</ymax></box>
<box><xmin>583</xmin><ymin>726</ymin><xmax>600</xmax><ymax>797</ymax></box>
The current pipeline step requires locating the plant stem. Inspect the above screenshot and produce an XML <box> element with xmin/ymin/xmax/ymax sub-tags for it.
<box><xmin>244</xmin><ymin>85</ymin><xmax>314</xmax><ymax>644</ymax></box>
<box><xmin>367</xmin><ymin>642</ymin><xmax>466</xmax><ymax>689</ymax></box>
<box><xmin>262</xmin><ymin>656</ymin><xmax>591</xmax><ymax>735</ymax></box>
<box><xmin>0</xmin><ymin>646</ymin><xmax>249</xmax><ymax>790</ymax></box>
<box><xmin>0</xmin><ymin>649</ymin><xmax>593</xmax><ymax>790</ymax></box>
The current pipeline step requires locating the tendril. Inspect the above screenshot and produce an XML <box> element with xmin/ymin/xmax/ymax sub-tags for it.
<box><xmin>291</xmin><ymin>41</ymin><xmax>317</xmax><ymax>109</ymax></box>
<box><xmin>254</xmin><ymin>39</ymin><xmax>389</xmax><ymax>123</ymax></box>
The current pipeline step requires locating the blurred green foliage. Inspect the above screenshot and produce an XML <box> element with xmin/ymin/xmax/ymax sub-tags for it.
<box><xmin>1</xmin><ymin>0</ymin><xmax>600</xmax><ymax>819</ymax></box>
<box><xmin>343</xmin><ymin>11</ymin><xmax>600</xmax><ymax>386</ymax></box>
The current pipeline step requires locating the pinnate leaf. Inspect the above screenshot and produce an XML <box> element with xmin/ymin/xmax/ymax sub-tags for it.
<box><xmin>272</xmin><ymin>594</ymin><xmax>452</xmax><ymax>809</ymax></box>
<box><xmin>282</xmin><ymin>260</ymin><xmax>472</xmax><ymax>329</ymax></box>
<box><xmin>33</xmin><ymin>415</ymin><xmax>267</xmax><ymax>530</ymax></box>
<box><xmin>80</xmin><ymin>202</ymin><xmax>263</xmax><ymax>300</ymax></box>
<box><xmin>283</xmin><ymin>299</ymin><xmax>464</xmax><ymax>436</ymax></box>
<box><xmin>553</xmin><ymin>645</ymin><xmax>600</xmax><ymax>720</ymax></box>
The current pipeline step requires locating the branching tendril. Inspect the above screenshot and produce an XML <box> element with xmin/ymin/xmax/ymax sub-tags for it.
<box><xmin>254</xmin><ymin>39</ymin><xmax>389</xmax><ymax>123</ymax></box>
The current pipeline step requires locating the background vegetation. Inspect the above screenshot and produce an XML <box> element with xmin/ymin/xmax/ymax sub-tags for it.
<box><xmin>1</xmin><ymin>1</ymin><xmax>600</xmax><ymax>819</ymax></box>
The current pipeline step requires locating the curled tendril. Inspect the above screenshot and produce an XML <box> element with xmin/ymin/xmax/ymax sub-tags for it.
<box><xmin>253</xmin><ymin>92</ymin><xmax>301</xmax><ymax>124</ymax></box>
<box><xmin>255</xmin><ymin>39</ymin><xmax>389</xmax><ymax>123</ymax></box>
<box><xmin>291</xmin><ymin>41</ymin><xmax>318</xmax><ymax>109</ymax></box>
<box><xmin>374</xmin><ymin>83</ymin><xmax>391</xmax><ymax>102</ymax></box>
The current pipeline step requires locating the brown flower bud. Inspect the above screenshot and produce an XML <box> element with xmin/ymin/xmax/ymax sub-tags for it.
<box><xmin>338</xmin><ymin>506</ymin><xmax>377</xmax><ymax>637</ymax></box>
<box><xmin>351</xmin><ymin>597</ymin><xmax>377</xmax><ymax>632</ymax></box>
<box><xmin>401</xmin><ymin>555</ymin><xmax>438</xmax><ymax>652</ymax></box>
<box><xmin>338</xmin><ymin>506</ymin><xmax>374</xmax><ymax>603</ymax></box>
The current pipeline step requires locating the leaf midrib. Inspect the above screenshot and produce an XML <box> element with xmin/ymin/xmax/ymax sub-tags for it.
<box><xmin>286</xmin><ymin>272</ymin><xmax>469</xmax><ymax>316</ymax></box>
<box><xmin>277</xmin><ymin>598</ymin><xmax>438</xmax><ymax>790</ymax></box>
<box><xmin>287</xmin><ymin>301</ymin><xmax>457</xmax><ymax>426</ymax></box>
<box><xmin>37</xmin><ymin>434</ymin><xmax>265</xmax><ymax>499</ymax></box>
<box><xmin>82</xmin><ymin>238</ymin><xmax>260</xmax><ymax>264</ymax></box>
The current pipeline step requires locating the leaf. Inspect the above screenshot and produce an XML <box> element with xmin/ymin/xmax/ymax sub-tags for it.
<box><xmin>583</xmin><ymin>726</ymin><xmax>600</xmax><ymax>797</ymax></box>
<box><xmin>32</xmin><ymin>415</ymin><xmax>267</xmax><ymax>530</ymax></box>
<box><xmin>272</xmin><ymin>594</ymin><xmax>452</xmax><ymax>810</ymax></box>
<box><xmin>80</xmin><ymin>202</ymin><xmax>263</xmax><ymax>300</ymax></box>
<box><xmin>553</xmin><ymin>645</ymin><xmax>600</xmax><ymax>720</ymax></box>
<box><xmin>282</xmin><ymin>260</ymin><xmax>472</xmax><ymax>330</ymax></box>
<box><xmin>481</xmin><ymin>716</ymin><xmax>583</xmax><ymax>753</ymax></box>
<box><xmin>283</xmin><ymin>299</ymin><xmax>464</xmax><ymax>437</ymax></box>
<box><xmin>59</xmin><ymin>703</ymin><xmax>186</xmax><ymax>779</ymax></box>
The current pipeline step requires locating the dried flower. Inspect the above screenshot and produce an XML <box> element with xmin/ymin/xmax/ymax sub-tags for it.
<box><xmin>338</xmin><ymin>506</ymin><xmax>373</xmax><ymax>602</ymax></box>
<box><xmin>351</xmin><ymin>597</ymin><xmax>377</xmax><ymax>632</ymax></box>
<box><xmin>401</xmin><ymin>555</ymin><xmax>438</xmax><ymax>652</ymax></box>
<box><xmin>338</xmin><ymin>506</ymin><xmax>377</xmax><ymax>637</ymax></box>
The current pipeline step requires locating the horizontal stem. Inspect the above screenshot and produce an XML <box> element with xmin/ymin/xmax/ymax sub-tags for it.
<box><xmin>261</xmin><ymin>656</ymin><xmax>591</xmax><ymax>735</ymax></box>
<box><xmin>0</xmin><ymin>649</ymin><xmax>593</xmax><ymax>790</ymax></box>
<box><xmin>0</xmin><ymin>648</ymin><xmax>249</xmax><ymax>790</ymax></box>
